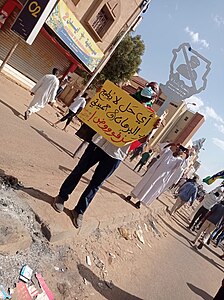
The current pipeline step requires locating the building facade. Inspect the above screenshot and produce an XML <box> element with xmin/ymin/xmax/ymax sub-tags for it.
<box><xmin>0</xmin><ymin>0</ymin><xmax>143</xmax><ymax>82</ymax></box>
<box><xmin>162</xmin><ymin>110</ymin><xmax>205</xmax><ymax>146</ymax></box>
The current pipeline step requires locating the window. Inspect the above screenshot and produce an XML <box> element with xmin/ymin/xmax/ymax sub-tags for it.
<box><xmin>155</xmin><ymin>97</ymin><xmax>165</xmax><ymax>107</ymax></box>
<box><xmin>175</xmin><ymin>129</ymin><xmax>179</xmax><ymax>134</ymax></box>
<box><xmin>184</xmin><ymin>116</ymin><xmax>189</xmax><ymax>121</ymax></box>
<box><xmin>170</xmin><ymin>102</ymin><xmax>178</xmax><ymax>108</ymax></box>
<box><xmin>92</xmin><ymin>4</ymin><xmax>114</xmax><ymax>38</ymax></box>
<box><xmin>85</xmin><ymin>1</ymin><xmax>120</xmax><ymax>41</ymax></box>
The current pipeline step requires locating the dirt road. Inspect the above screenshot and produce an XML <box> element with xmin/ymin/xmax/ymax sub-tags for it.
<box><xmin>0</xmin><ymin>73</ymin><xmax>223</xmax><ymax>299</ymax></box>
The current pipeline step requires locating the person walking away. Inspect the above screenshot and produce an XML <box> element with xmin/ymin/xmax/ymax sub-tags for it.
<box><xmin>211</xmin><ymin>220</ymin><xmax>224</xmax><ymax>247</ymax></box>
<box><xmin>24</xmin><ymin>68</ymin><xmax>60</xmax><ymax>120</ymax></box>
<box><xmin>53</xmin><ymin>92</ymin><xmax>88</xmax><ymax>131</ymax></box>
<box><xmin>188</xmin><ymin>183</ymin><xmax>224</xmax><ymax>231</ymax></box>
<box><xmin>56</xmin><ymin>75</ymin><xmax>72</xmax><ymax>98</ymax></box>
<box><xmin>170</xmin><ymin>177</ymin><xmax>198</xmax><ymax>216</ymax></box>
<box><xmin>53</xmin><ymin>83</ymin><xmax>161</xmax><ymax>228</ymax></box>
<box><xmin>129</xmin><ymin>144</ymin><xmax>144</xmax><ymax>162</ymax></box>
<box><xmin>142</xmin><ymin>155</ymin><xmax>160</xmax><ymax>176</ymax></box>
<box><xmin>191</xmin><ymin>200</ymin><xmax>224</xmax><ymax>249</ymax></box>
<box><xmin>125</xmin><ymin>143</ymin><xmax>188</xmax><ymax>209</ymax></box>
<box><xmin>134</xmin><ymin>150</ymin><xmax>152</xmax><ymax>172</ymax></box>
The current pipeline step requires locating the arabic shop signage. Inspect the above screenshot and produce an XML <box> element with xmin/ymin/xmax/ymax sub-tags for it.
<box><xmin>46</xmin><ymin>0</ymin><xmax>104</xmax><ymax>72</ymax></box>
<box><xmin>11</xmin><ymin>0</ymin><xmax>57</xmax><ymax>45</ymax></box>
<box><xmin>78</xmin><ymin>80</ymin><xmax>159</xmax><ymax>147</ymax></box>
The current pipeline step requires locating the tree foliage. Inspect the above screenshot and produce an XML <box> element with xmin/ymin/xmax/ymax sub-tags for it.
<box><xmin>82</xmin><ymin>34</ymin><xmax>145</xmax><ymax>89</ymax></box>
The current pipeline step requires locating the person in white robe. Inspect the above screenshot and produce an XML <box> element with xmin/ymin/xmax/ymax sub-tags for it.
<box><xmin>125</xmin><ymin>144</ymin><xmax>188</xmax><ymax>209</ymax></box>
<box><xmin>24</xmin><ymin>68</ymin><xmax>60</xmax><ymax>120</ymax></box>
<box><xmin>169</xmin><ymin>155</ymin><xmax>190</xmax><ymax>192</ymax></box>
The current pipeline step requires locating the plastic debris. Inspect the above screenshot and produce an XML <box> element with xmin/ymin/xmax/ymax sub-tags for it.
<box><xmin>118</xmin><ymin>227</ymin><xmax>132</xmax><ymax>240</ymax></box>
<box><xmin>135</xmin><ymin>226</ymin><xmax>145</xmax><ymax>244</ymax></box>
<box><xmin>109</xmin><ymin>253</ymin><xmax>116</xmax><ymax>259</ymax></box>
<box><xmin>19</xmin><ymin>265</ymin><xmax>33</xmax><ymax>283</ymax></box>
<box><xmin>92</xmin><ymin>252</ymin><xmax>105</xmax><ymax>270</ymax></box>
<box><xmin>35</xmin><ymin>273</ymin><xmax>54</xmax><ymax>300</ymax></box>
<box><xmin>86</xmin><ymin>255</ymin><xmax>92</xmax><ymax>266</ymax></box>
<box><xmin>144</xmin><ymin>223</ymin><xmax>149</xmax><ymax>232</ymax></box>
<box><xmin>94</xmin><ymin>257</ymin><xmax>104</xmax><ymax>270</ymax></box>
<box><xmin>149</xmin><ymin>220</ymin><xmax>161</xmax><ymax>237</ymax></box>
<box><xmin>0</xmin><ymin>285</ymin><xmax>11</xmax><ymax>299</ymax></box>
<box><xmin>8</xmin><ymin>266</ymin><xmax>54</xmax><ymax>300</ymax></box>
<box><xmin>13</xmin><ymin>282</ymin><xmax>31</xmax><ymax>300</ymax></box>
<box><xmin>28</xmin><ymin>285</ymin><xmax>39</xmax><ymax>298</ymax></box>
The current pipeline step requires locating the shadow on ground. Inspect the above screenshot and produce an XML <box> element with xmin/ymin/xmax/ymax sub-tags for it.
<box><xmin>158</xmin><ymin>215</ymin><xmax>224</xmax><ymax>273</ymax></box>
<box><xmin>78</xmin><ymin>264</ymin><xmax>143</xmax><ymax>300</ymax></box>
<box><xmin>187</xmin><ymin>283</ymin><xmax>213</xmax><ymax>300</ymax></box>
<box><xmin>31</xmin><ymin>126</ymin><xmax>73</xmax><ymax>157</ymax></box>
<box><xmin>0</xmin><ymin>98</ymin><xmax>23</xmax><ymax>119</ymax></box>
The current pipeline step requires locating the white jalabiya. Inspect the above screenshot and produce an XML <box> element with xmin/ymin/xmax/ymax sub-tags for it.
<box><xmin>28</xmin><ymin>74</ymin><xmax>59</xmax><ymax>113</ymax></box>
<box><xmin>169</xmin><ymin>157</ymin><xmax>189</xmax><ymax>187</ymax></box>
<box><xmin>131</xmin><ymin>147</ymin><xmax>183</xmax><ymax>206</ymax></box>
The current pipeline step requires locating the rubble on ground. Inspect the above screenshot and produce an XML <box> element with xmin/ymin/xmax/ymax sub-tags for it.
<box><xmin>0</xmin><ymin>173</ymin><xmax>167</xmax><ymax>299</ymax></box>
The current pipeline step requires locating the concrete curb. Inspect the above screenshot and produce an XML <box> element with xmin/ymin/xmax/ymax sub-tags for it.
<box><xmin>34</xmin><ymin>202</ymin><xmax>167</xmax><ymax>243</ymax></box>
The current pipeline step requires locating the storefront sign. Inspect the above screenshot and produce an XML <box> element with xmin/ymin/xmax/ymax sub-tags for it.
<box><xmin>78</xmin><ymin>80</ymin><xmax>159</xmax><ymax>147</ymax></box>
<box><xmin>46</xmin><ymin>0</ymin><xmax>104</xmax><ymax>72</ymax></box>
<box><xmin>11</xmin><ymin>0</ymin><xmax>57</xmax><ymax>45</ymax></box>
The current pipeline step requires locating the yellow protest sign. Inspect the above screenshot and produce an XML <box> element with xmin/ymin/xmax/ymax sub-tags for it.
<box><xmin>78</xmin><ymin>80</ymin><xmax>159</xmax><ymax>147</ymax></box>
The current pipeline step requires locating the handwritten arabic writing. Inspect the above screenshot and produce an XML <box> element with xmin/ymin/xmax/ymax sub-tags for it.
<box><xmin>78</xmin><ymin>80</ymin><xmax>159</xmax><ymax>147</ymax></box>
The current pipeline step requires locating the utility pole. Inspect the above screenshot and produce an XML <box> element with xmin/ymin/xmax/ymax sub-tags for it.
<box><xmin>0</xmin><ymin>39</ymin><xmax>20</xmax><ymax>72</ymax></box>
<box><xmin>78</xmin><ymin>0</ymin><xmax>152</xmax><ymax>95</ymax></box>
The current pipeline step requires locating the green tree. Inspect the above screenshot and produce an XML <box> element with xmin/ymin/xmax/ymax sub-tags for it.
<box><xmin>82</xmin><ymin>34</ymin><xmax>145</xmax><ymax>89</ymax></box>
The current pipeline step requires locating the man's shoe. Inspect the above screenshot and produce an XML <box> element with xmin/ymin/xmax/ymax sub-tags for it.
<box><xmin>72</xmin><ymin>210</ymin><xmax>83</xmax><ymax>228</ymax></box>
<box><xmin>134</xmin><ymin>201</ymin><xmax>141</xmax><ymax>209</ymax></box>
<box><xmin>52</xmin><ymin>195</ymin><xmax>65</xmax><ymax>213</ymax></box>
<box><xmin>188</xmin><ymin>240</ymin><xmax>195</xmax><ymax>246</ymax></box>
<box><xmin>197</xmin><ymin>242</ymin><xmax>204</xmax><ymax>250</ymax></box>
<box><xmin>24</xmin><ymin>111</ymin><xmax>29</xmax><ymax>120</ymax></box>
<box><xmin>125</xmin><ymin>195</ymin><xmax>132</xmax><ymax>203</ymax></box>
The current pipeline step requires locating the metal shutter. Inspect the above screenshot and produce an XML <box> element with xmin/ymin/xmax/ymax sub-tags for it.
<box><xmin>0</xmin><ymin>0</ymin><xmax>71</xmax><ymax>82</ymax></box>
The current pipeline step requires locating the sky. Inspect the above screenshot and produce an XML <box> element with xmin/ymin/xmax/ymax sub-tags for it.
<box><xmin>135</xmin><ymin>0</ymin><xmax>224</xmax><ymax>190</ymax></box>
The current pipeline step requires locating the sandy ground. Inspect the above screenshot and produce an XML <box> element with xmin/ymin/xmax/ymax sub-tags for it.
<box><xmin>0</xmin><ymin>73</ymin><xmax>223</xmax><ymax>299</ymax></box>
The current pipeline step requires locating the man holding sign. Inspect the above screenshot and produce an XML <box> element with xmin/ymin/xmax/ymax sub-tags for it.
<box><xmin>53</xmin><ymin>81</ymin><xmax>160</xmax><ymax>228</ymax></box>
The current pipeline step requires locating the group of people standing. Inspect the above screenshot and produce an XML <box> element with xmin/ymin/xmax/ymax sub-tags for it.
<box><xmin>23</xmin><ymin>68</ymin><xmax>224</xmax><ymax>265</ymax></box>
<box><xmin>126</xmin><ymin>143</ymin><xmax>190</xmax><ymax>209</ymax></box>
<box><xmin>20</xmin><ymin>68</ymin><xmax>224</xmax><ymax>297</ymax></box>
<box><xmin>188</xmin><ymin>183</ymin><xmax>224</xmax><ymax>252</ymax></box>
<box><xmin>169</xmin><ymin>175</ymin><xmax>224</xmax><ymax>255</ymax></box>
<box><xmin>24</xmin><ymin>71</ymin><xmax>165</xmax><ymax>228</ymax></box>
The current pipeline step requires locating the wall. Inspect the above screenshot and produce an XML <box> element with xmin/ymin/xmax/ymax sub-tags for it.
<box><xmin>164</xmin><ymin>110</ymin><xmax>195</xmax><ymax>143</ymax></box>
<box><xmin>173</xmin><ymin>113</ymin><xmax>205</xmax><ymax>145</ymax></box>
<box><xmin>66</xmin><ymin>0</ymin><xmax>142</xmax><ymax>53</ymax></box>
